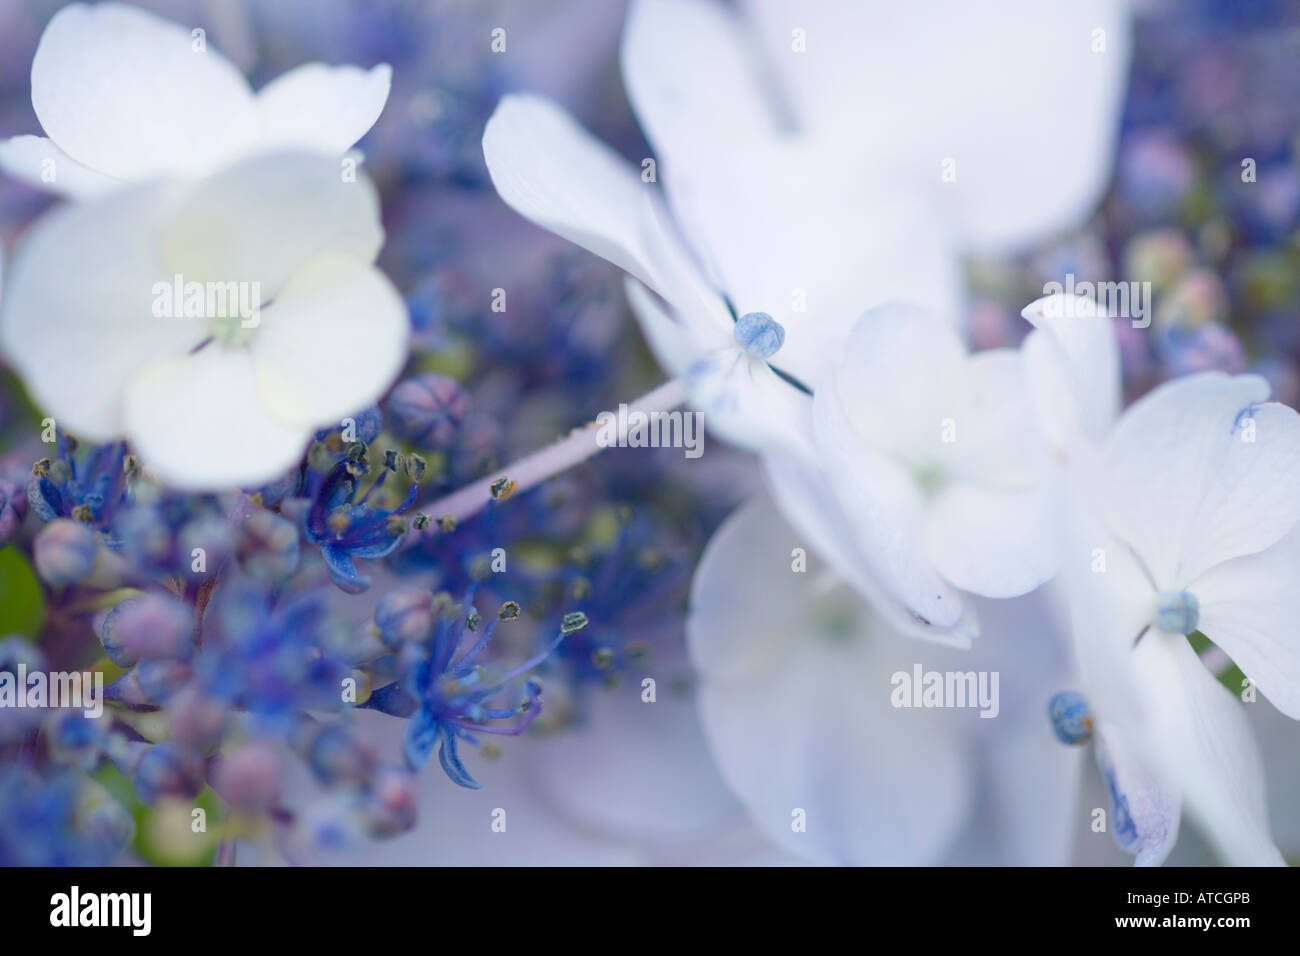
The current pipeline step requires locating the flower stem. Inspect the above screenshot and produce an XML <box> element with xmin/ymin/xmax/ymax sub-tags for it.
<box><xmin>422</xmin><ymin>378</ymin><xmax>687</xmax><ymax>526</ymax></box>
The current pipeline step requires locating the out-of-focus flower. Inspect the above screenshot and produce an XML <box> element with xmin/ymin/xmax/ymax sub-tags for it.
<box><xmin>0</xmin><ymin>768</ymin><xmax>133</xmax><ymax>865</ymax></box>
<box><xmin>0</xmin><ymin>2</ymin><xmax>391</xmax><ymax>197</ymax></box>
<box><xmin>686</xmin><ymin>494</ymin><xmax>1081</xmax><ymax>865</ymax></box>
<box><xmin>0</xmin><ymin>152</ymin><xmax>409</xmax><ymax>490</ymax></box>
<box><xmin>159</xmin><ymin>582</ymin><xmax>355</xmax><ymax>738</ymax></box>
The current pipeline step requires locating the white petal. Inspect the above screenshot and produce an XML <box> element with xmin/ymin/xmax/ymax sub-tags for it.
<box><xmin>821</xmin><ymin>303</ymin><xmax>967</xmax><ymax>463</ymax></box>
<box><xmin>1246</xmin><ymin>696</ymin><xmax>1300</xmax><ymax>858</ymax></box>
<box><xmin>621</xmin><ymin>0</ymin><xmax>778</xmax><ymax>158</ymax></box>
<box><xmin>938</xmin><ymin>348</ymin><xmax>1041</xmax><ymax>487</ymax></box>
<box><xmin>0</xmin><ymin>179</ymin><xmax>206</xmax><ymax>440</ymax></box>
<box><xmin>1020</xmin><ymin>293</ymin><xmax>1121</xmax><ymax>452</ymax></box>
<box><xmin>624</xmin><ymin>1</ymin><xmax>965</xmax><ymax>374</ymax></box>
<box><xmin>762</xmin><ymin>452</ymin><xmax>978</xmax><ymax>647</ymax></box>
<box><xmin>1101</xmin><ymin>372</ymin><xmax>1300</xmax><ymax>588</ymax></box>
<box><xmin>1093</xmin><ymin>725</ymin><xmax>1181</xmax><ymax>866</ymax></box>
<box><xmin>644</xmin><ymin>134</ymin><xmax>965</xmax><ymax>383</ymax></box>
<box><xmin>30</xmin><ymin>2</ymin><xmax>256</xmax><ymax>180</ymax></box>
<box><xmin>528</xmin><ymin>678</ymin><xmax>740</xmax><ymax>842</ymax></box>
<box><xmin>123</xmin><ymin>346</ymin><xmax>311</xmax><ymax>491</ymax></box>
<box><xmin>256</xmin><ymin>63</ymin><xmax>392</xmax><ymax>155</ymax></box>
<box><xmin>684</xmin><ymin>347</ymin><xmax>814</xmax><ymax>458</ymax></box>
<box><xmin>925</xmin><ymin>482</ymin><xmax>1059</xmax><ymax>598</ymax></box>
<box><xmin>1057</xmin><ymin>508</ymin><xmax>1157</xmax><ymax>728</ymax></box>
<box><xmin>1195</xmin><ymin>525</ymin><xmax>1300</xmax><ymax>720</ymax></box>
<box><xmin>250</xmin><ymin>253</ymin><xmax>408</xmax><ymax>427</ymax></box>
<box><xmin>687</xmin><ymin>495</ymin><xmax>974</xmax><ymax>865</ymax></box>
<box><xmin>961</xmin><ymin>589</ymin><xmax>1083</xmax><ymax>865</ymax></box>
<box><xmin>813</xmin><ymin>353</ymin><xmax>967</xmax><ymax>630</ymax></box>
<box><xmin>482</xmin><ymin>94</ymin><xmax>731</xmax><ymax>335</ymax></box>
<box><xmin>1132</xmin><ymin>634</ymin><xmax>1285</xmax><ymax>866</ymax></box>
<box><xmin>742</xmin><ymin>0</ymin><xmax>1132</xmax><ymax>253</ymax></box>
<box><xmin>161</xmin><ymin>152</ymin><xmax>385</xmax><ymax>300</ymax></box>
<box><xmin>622</xmin><ymin>275</ymin><xmax>722</xmax><ymax>379</ymax></box>
<box><xmin>973</xmin><ymin>721</ymin><xmax>1085</xmax><ymax>865</ymax></box>
<box><xmin>0</xmin><ymin>135</ymin><xmax>121</xmax><ymax>197</ymax></box>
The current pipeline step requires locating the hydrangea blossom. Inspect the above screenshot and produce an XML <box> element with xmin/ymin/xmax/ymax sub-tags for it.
<box><xmin>0</xmin><ymin>2</ymin><xmax>391</xmax><ymax>196</ymax></box>
<box><xmin>1025</xmin><ymin>292</ymin><xmax>1300</xmax><ymax>864</ymax></box>
<box><xmin>0</xmin><ymin>151</ymin><xmax>409</xmax><ymax>489</ymax></box>
<box><xmin>686</xmin><ymin>494</ymin><xmax>1080</xmax><ymax>865</ymax></box>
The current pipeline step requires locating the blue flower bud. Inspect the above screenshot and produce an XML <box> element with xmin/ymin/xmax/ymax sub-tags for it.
<box><xmin>98</xmin><ymin>594</ymin><xmax>195</xmax><ymax>667</ymax></box>
<box><xmin>734</xmin><ymin>311</ymin><xmax>785</xmax><ymax>360</ymax></box>
<box><xmin>212</xmin><ymin>741</ymin><xmax>281</xmax><ymax>812</ymax></box>
<box><xmin>0</xmin><ymin>479</ymin><xmax>26</xmax><ymax>546</ymax></box>
<box><xmin>167</xmin><ymin>683</ymin><xmax>229</xmax><ymax>751</ymax></box>
<box><xmin>1155</xmin><ymin>590</ymin><xmax>1199</xmax><ymax>635</ymax></box>
<box><xmin>134</xmin><ymin>659</ymin><xmax>193</xmax><ymax>704</ymax></box>
<box><xmin>385</xmin><ymin>374</ymin><xmax>469</xmax><ymax>449</ymax></box>
<box><xmin>1048</xmin><ymin>691</ymin><xmax>1094</xmax><ymax>745</ymax></box>
<box><xmin>33</xmin><ymin>519</ymin><xmax>99</xmax><ymax>587</ymax></box>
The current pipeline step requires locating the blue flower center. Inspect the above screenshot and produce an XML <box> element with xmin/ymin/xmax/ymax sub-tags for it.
<box><xmin>733</xmin><ymin>311</ymin><xmax>785</xmax><ymax>360</ymax></box>
<box><xmin>1047</xmin><ymin>691</ymin><xmax>1093</xmax><ymax>745</ymax></box>
<box><xmin>1155</xmin><ymin>590</ymin><xmax>1199</xmax><ymax>635</ymax></box>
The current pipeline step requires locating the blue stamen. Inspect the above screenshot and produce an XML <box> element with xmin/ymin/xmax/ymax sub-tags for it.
<box><xmin>371</xmin><ymin>589</ymin><xmax>567</xmax><ymax>788</ymax></box>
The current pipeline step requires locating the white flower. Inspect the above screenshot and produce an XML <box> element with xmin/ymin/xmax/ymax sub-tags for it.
<box><xmin>482</xmin><ymin>0</ymin><xmax>1130</xmax><ymax>444</ymax></box>
<box><xmin>1024</xmin><ymin>292</ymin><xmax>1298</xmax><ymax>864</ymax></box>
<box><xmin>1060</xmin><ymin>373</ymin><xmax>1300</xmax><ymax>865</ymax></box>
<box><xmin>686</xmin><ymin>493</ymin><xmax>1083</xmax><ymax>865</ymax></box>
<box><xmin>736</xmin><ymin>0</ymin><xmax>1132</xmax><ymax>253</ymax></box>
<box><xmin>0</xmin><ymin>152</ymin><xmax>409</xmax><ymax>491</ymax></box>
<box><xmin>0</xmin><ymin>2</ymin><xmax>391</xmax><ymax>197</ymax></box>
<box><xmin>482</xmin><ymin>0</ymin><xmax>1132</xmax><ymax>641</ymax></box>
<box><xmin>764</xmin><ymin>303</ymin><xmax>1060</xmax><ymax>647</ymax></box>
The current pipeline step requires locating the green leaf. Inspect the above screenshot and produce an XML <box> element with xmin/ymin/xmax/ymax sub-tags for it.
<box><xmin>0</xmin><ymin>546</ymin><xmax>46</xmax><ymax>638</ymax></box>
